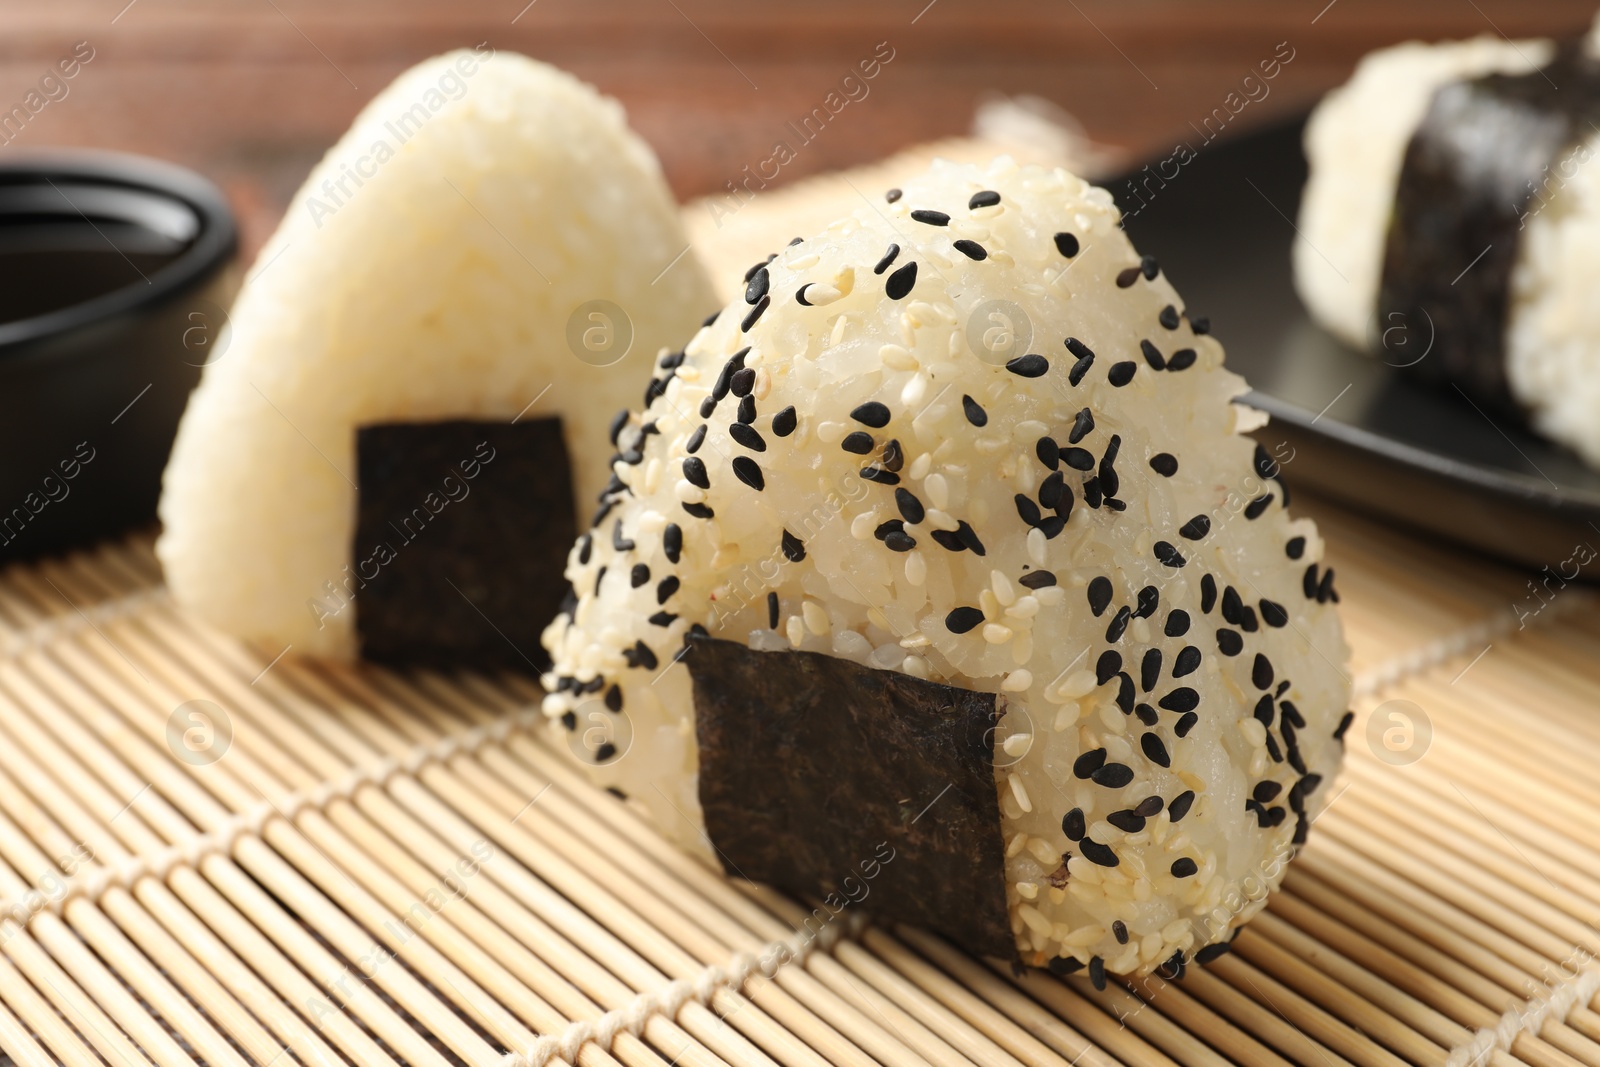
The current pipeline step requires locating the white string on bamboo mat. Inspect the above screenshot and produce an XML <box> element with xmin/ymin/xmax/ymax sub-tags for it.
<box><xmin>1348</xmin><ymin>589</ymin><xmax>1592</xmax><ymax>701</ymax></box>
<box><xmin>1446</xmin><ymin>966</ymin><xmax>1600</xmax><ymax>1067</ymax></box>
<box><xmin>501</xmin><ymin>911</ymin><xmax>868</xmax><ymax>1067</ymax></box>
<box><xmin>0</xmin><ymin>587</ymin><xmax>166</xmax><ymax>659</ymax></box>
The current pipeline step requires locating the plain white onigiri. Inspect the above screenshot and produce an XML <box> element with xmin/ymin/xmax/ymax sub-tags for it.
<box><xmin>158</xmin><ymin>50</ymin><xmax>716</xmax><ymax>657</ymax></box>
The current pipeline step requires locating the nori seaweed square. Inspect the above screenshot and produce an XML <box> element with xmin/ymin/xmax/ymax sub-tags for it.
<box><xmin>353</xmin><ymin>418</ymin><xmax>574</xmax><ymax>674</ymax></box>
<box><xmin>686</xmin><ymin>634</ymin><xmax>1017</xmax><ymax>961</ymax></box>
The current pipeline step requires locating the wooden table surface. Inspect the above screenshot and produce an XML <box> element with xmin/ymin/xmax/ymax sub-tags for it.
<box><xmin>2</xmin><ymin>0</ymin><xmax>1595</xmax><ymax>262</ymax></box>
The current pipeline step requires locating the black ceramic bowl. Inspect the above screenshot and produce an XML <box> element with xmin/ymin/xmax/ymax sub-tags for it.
<box><xmin>0</xmin><ymin>151</ymin><xmax>236</xmax><ymax>563</ymax></box>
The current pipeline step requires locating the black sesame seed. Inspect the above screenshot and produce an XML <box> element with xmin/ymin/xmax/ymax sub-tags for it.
<box><xmin>663</xmin><ymin>524</ymin><xmax>682</xmax><ymax>564</ymax></box>
<box><xmin>604</xmin><ymin>684</ymin><xmax>624</xmax><ymax>713</ymax></box>
<box><xmin>860</xmin><ymin>466</ymin><xmax>899</xmax><ymax>485</ymax></box>
<box><xmin>911</xmin><ymin>208</ymin><xmax>950</xmax><ymax>226</ymax></box>
<box><xmin>699</xmin><ymin>396</ymin><xmax>717</xmax><ymax>418</ymax></box>
<box><xmin>1167</xmin><ymin>348</ymin><xmax>1197</xmax><ymax>371</ymax></box>
<box><xmin>851</xmin><ymin>401</ymin><xmax>891</xmax><ymax>428</ymax></box>
<box><xmin>1179</xmin><ymin>515</ymin><xmax>1211</xmax><ymax>540</ymax></box>
<box><xmin>1135</xmin><ymin>702</ymin><xmax>1159</xmax><ymax>726</ymax></box>
<box><xmin>1221</xmin><ymin>586</ymin><xmax>1243</xmax><ymax>625</ymax></box>
<box><xmin>702</xmin><ymin>310</ymin><xmax>719</xmax><ymax>328</ymax></box>
<box><xmin>781</xmin><ymin>529</ymin><xmax>806</xmax><ymax>562</ymax></box>
<box><xmin>1106</xmin><ymin>605</ymin><xmax>1132</xmax><ymax>643</ymax></box>
<box><xmin>953</xmin><ymin>239</ymin><xmax>987</xmax><ymax>260</ymax></box>
<box><xmin>1062</xmin><ymin>446</ymin><xmax>1095</xmax><ymax>471</ymax></box>
<box><xmin>686</xmin><ymin>424</ymin><xmax>707</xmax><ymax>454</ymax></box>
<box><xmin>1116</xmin><ymin>266</ymin><xmax>1142</xmax><ymax>288</ymax></box>
<box><xmin>1303</xmin><ymin>564</ymin><xmax>1320</xmax><ymax>599</ymax></box>
<box><xmin>1093</xmin><ymin>763</ymin><xmax>1135</xmax><ymax>789</ymax></box>
<box><xmin>1055</xmin><ymin>232</ymin><xmax>1081</xmax><ymax>258</ymax></box>
<box><xmin>969</xmin><ymin>190</ymin><xmax>1002</xmax><ymax>209</ymax></box>
<box><xmin>1318</xmin><ymin>567</ymin><xmax>1338</xmax><ymax>604</ymax></box>
<box><xmin>1116</xmin><ymin>673</ymin><xmax>1135</xmax><ymax>713</ymax></box>
<box><xmin>885</xmin><ymin>188</ymin><xmax>902</xmax><ymax>203</ymax></box>
<box><xmin>1141</xmin><ymin>255</ymin><xmax>1159</xmax><ymax>280</ymax></box>
<box><xmin>1073</xmin><ymin>748</ymin><xmax>1107</xmax><ymax>779</ymax></box>
<box><xmin>682</xmin><ymin>502</ymin><xmax>715</xmax><ymax>519</ymax></box>
<box><xmin>1015</xmin><ymin>494</ymin><xmax>1043</xmax><ymax>528</ymax></box>
<box><xmin>1286</xmin><ymin>536</ymin><xmax>1306</xmax><ymax>560</ymax></box>
<box><xmin>1153</xmin><ymin>541</ymin><xmax>1185</xmax><ymax>568</ymax></box>
<box><xmin>1171</xmin><ymin>857</ymin><xmax>1198</xmax><ymax>878</ymax></box>
<box><xmin>955</xmin><ymin>521</ymin><xmax>986</xmax><ymax>556</ymax></box>
<box><xmin>841</xmin><ymin>431</ymin><xmax>875</xmax><ymax>455</ymax></box>
<box><xmin>682</xmin><ymin>456</ymin><xmax>710</xmax><ymax>489</ymax></box>
<box><xmin>930</xmin><ymin>529</ymin><xmax>966</xmax><ymax>553</ymax></box>
<box><xmin>612</xmin><ymin>519</ymin><xmax>636</xmax><ymax>552</ymax></box>
<box><xmin>591</xmin><ymin>499</ymin><xmax>617</xmax><ymax>528</ymax></box>
<box><xmin>1150</xmin><ymin>452</ymin><xmax>1178</xmax><ymax>477</ymax></box>
<box><xmin>1041</xmin><ymin>514</ymin><xmax>1068</xmax><ymax>537</ymax></box>
<box><xmin>736</xmin><ymin>395</ymin><xmax>756</xmax><ymax>424</ymax></box>
<box><xmin>1141</xmin><ymin>733</ymin><xmax>1171</xmax><ymax>768</ymax></box>
<box><xmin>1140</xmin><ymin>649</ymin><xmax>1162</xmax><ymax>692</ymax></box>
<box><xmin>885</xmin><ymin>261</ymin><xmax>918</xmax><ymax>300</ymax></box>
<box><xmin>1169</xmin><ymin>790</ymin><xmax>1195</xmax><ymax>821</ymax></box>
<box><xmin>873</xmin><ymin>519</ymin><xmax>903</xmax><ymax>542</ymax></box>
<box><xmin>1244</xmin><ymin>493</ymin><xmax>1273</xmax><ymax>520</ymax></box>
<box><xmin>1112</xmin><ymin>920</ymin><xmax>1129</xmax><ymax>944</ymax></box>
<box><xmin>1107</xmin><ymin>810</ymin><xmax>1145</xmax><ymax>833</ymax></box>
<box><xmin>961</xmin><ymin>394</ymin><xmax>987</xmax><ymax>427</ymax></box>
<box><xmin>1154</xmin><ymin>687</ymin><xmax>1200</xmax><ymax>717</ymax></box>
<box><xmin>630</xmin><ymin>563</ymin><xmax>650</xmax><ymax>588</ymax></box>
<box><xmin>1080</xmin><ymin>841</ymin><xmax>1119</xmax><ymax>870</ymax></box>
<box><xmin>1140</xmin><ymin>339</ymin><xmax>1166</xmax><ymax>370</ymax></box>
<box><xmin>731</xmin><ymin>456</ymin><xmax>764</xmax><ymax>491</ymax></box>
<box><xmin>1165</xmin><ymin>610</ymin><xmax>1191</xmax><ymax>637</ymax></box>
<box><xmin>1036</xmin><ymin>436</ymin><xmax>1061</xmax><ymax>470</ymax></box>
<box><xmin>1216</xmin><ymin>629</ymin><xmax>1242</xmax><ymax>655</ymax></box>
<box><xmin>1039</xmin><ymin>471</ymin><xmax>1067</xmax><ymax>510</ymax></box>
<box><xmin>873</xmin><ymin>243</ymin><xmax>900</xmax><ymax>275</ymax></box>
<box><xmin>1018</xmin><ymin>570</ymin><xmax>1055</xmax><ymax>590</ymax></box>
<box><xmin>1067</xmin><ymin>354</ymin><xmax>1094</xmax><ymax>388</ymax></box>
<box><xmin>1087</xmin><ymin>576</ymin><xmax>1113</xmax><ymax>616</ymax></box>
<box><xmin>896</xmin><ymin>488</ymin><xmax>926</xmax><ymax>524</ymax></box>
<box><xmin>1007</xmin><ymin>353</ymin><xmax>1049</xmax><ymax>378</ymax></box>
<box><xmin>656</xmin><ymin>575</ymin><xmax>680</xmax><ymax>605</ymax></box>
<box><xmin>1254</xmin><ymin>781</ymin><xmax>1282</xmax><ymax>803</ymax></box>
<box><xmin>883</xmin><ymin>531</ymin><xmax>916</xmax><ymax>552</ymax></box>
<box><xmin>630</xmin><ymin>641</ymin><xmax>659</xmax><ymax>672</ymax></box>
<box><xmin>763</xmin><ymin>408</ymin><xmax>795</xmax><ymax>442</ymax></box>
<box><xmin>1062</xmin><ymin>808</ymin><xmax>1086</xmax><ymax>840</ymax></box>
<box><xmin>1176</xmin><ymin>712</ymin><xmax>1198</xmax><ymax>737</ymax></box>
<box><xmin>730</xmin><ymin>367</ymin><xmax>756</xmax><ymax>397</ymax></box>
<box><xmin>648</xmin><ymin>611</ymin><xmax>677</xmax><ymax>627</ymax></box>
<box><xmin>1172</xmin><ymin>645</ymin><xmax>1201</xmax><ymax>678</ymax></box>
<box><xmin>1048</xmin><ymin>956</ymin><xmax>1084</xmax><ymax>976</ymax></box>
<box><xmin>881</xmin><ymin>438</ymin><xmax>905</xmax><ymax>472</ymax></box>
<box><xmin>795</xmin><ymin>284</ymin><xmax>815</xmax><ymax>307</ymax></box>
<box><xmin>1068</xmin><ymin>408</ymin><xmax>1096</xmax><ymax>444</ymax></box>
<box><xmin>745</xmin><ymin>266</ymin><xmax>769</xmax><ymax>305</ymax></box>
<box><xmin>729</xmin><ymin>422</ymin><xmax>766</xmax><ymax>452</ymax></box>
<box><xmin>1107</xmin><ymin>361</ymin><xmax>1137</xmax><ymax>387</ymax></box>
<box><xmin>1253</xmin><ymin>695</ymin><xmax>1274</xmax><ymax>726</ymax></box>
<box><xmin>1158</xmin><ymin>305</ymin><xmax>1181</xmax><ymax>330</ymax></box>
<box><xmin>1260</xmin><ymin>599</ymin><xmax>1288</xmax><ymax>628</ymax></box>
<box><xmin>766</xmin><ymin>591</ymin><xmax>780</xmax><ymax>629</ymax></box>
<box><xmin>1135</xmin><ymin>585</ymin><xmax>1159</xmax><ymax>618</ymax></box>
<box><xmin>577</xmin><ymin>534</ymin><xmax>594</xmax><ymax>566</ymax></box>
<box><xmin>608</xmin><ymin>409</ymin><xmax>629</xmax><ymax>446</ymax></box>
<box><xmin>1280</xmin><ymin>700</ymin><xmax>1305</xmax><ymax>728</ymax></box>
<box><xmin>946</xmin><ymin>606</ymin><xmax>985</xmax><ymax>634</ymax></box>
<box><xmin>1200</xmin><ymin>574</ymin><xmax>1217</xmax><ymax>613</ymax></box>
<box><xmin>1252</xmin><ymin>654</ymin><xmax>1275</xmax><ymax>690</ymax></box>
<box><xmin>741</xmin><ymin>294</ymin><xmax>770</xmax><ymax>332</ymax></box>
<box><xmin>1096</xmin><ymin>650</ymin><xmax>1122</xmax><ymax>686</ymax></box>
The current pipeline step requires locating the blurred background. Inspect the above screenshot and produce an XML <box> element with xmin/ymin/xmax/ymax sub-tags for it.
<box><xmin>4</xmin><ymin>0</ymin><xmax>1595</xmax><ymax>266</ymax></box>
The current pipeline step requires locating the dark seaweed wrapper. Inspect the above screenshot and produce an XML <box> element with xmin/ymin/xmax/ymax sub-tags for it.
<box><xmin>686</xmin><ymin>635</ymin><xmax>1018</xmax><ymax>961</ymax></box>
<box><xmin>353</xmin><ymin>418</ymin><xmax>574</xmax><ymax>673</ymax></box>
<box><xmin>1377</xmin><ymin>43</ymin><xmax>1600</xmax><ymax>414</ymax></box>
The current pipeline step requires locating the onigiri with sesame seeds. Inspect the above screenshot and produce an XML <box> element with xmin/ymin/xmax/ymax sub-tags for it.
<box><xmin>543</xmin><ymin>157</ymin><xmax>1351</xmax><ymax>976</ymax></box>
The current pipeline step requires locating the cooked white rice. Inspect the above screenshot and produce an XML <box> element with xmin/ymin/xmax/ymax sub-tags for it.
<box><xmin>158</xmin><ymin>50</ymin><xmax>715</xmax><ymax>658</ymax></box>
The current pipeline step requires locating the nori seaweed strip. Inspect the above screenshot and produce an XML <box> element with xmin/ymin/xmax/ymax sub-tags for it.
<box><xmin>1377</xmin><ymin>42</ymin><xmax>1600</xmax><ymax>413</ymax></box>
<box><xmin>354</xmin><ymin>418</ymin><xmax>574</xmax><ymax>673</ymax></box>
<box><xmin>686</xmin><ymin>635</ymin><xmax>1018</xmax><ymax>961</ymax></box>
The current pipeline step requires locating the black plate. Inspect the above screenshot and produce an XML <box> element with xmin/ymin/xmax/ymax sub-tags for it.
<box><xmin>1114</xmin><ymin>116</ymin><xmax>1600</xmax><ymax>570</ymax></box>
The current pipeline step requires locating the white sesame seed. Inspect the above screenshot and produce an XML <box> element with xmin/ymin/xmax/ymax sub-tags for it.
<box><xmin>802</xmin><ymin>600</ymin><xmax>830</xmax><ymax>636</ymax></box>
<box><xmin>908</xmin><ymin>451</ymin><xmax>932</xmax><ymax>480</ymax></box>
<box><xmin>979</xmin><ymin>589</ymin><xmax>1000</xmax><ymax>617</ymax></box>
<box><xmin>785</xmin><ymin>615</ymin><xmax>805</xmax><ymax>648</ymax></box>
<box><xmin>902</xmin><ymin>655</ymin><xmax>930</xmax><ymax>679</ymax></box>
<box><xmin>924</xmin><ymin>474</ymin><xmax>950</xmax><ymax>510</ymax></box>
<box><xmin>905</xmin><ymin>550</ymin><xmax>927</xmax><ymax>586</ymax></box>
<box><xmin>1027</xmin><ymin>527</ymin><xmax>1047</xmax><ymax>566</ymax></box>
<box><xmin>1018</xmin><ymin>903</ymin><xmax>1052</xmax><ymax>936</ymax></box>
<box><xmin>1026</xmin><ymin>836</ymin><xmax>1058</xmax><ymax>866</ymax></box>
<box><xmin>1053</xmin><ymin>703</ymin><xmax>1080</xmax><ymax>730</ymax></box>
<box><xmin>850</xmin><ymin>511</ymin><xmax>880</xmax><ymax>541</ymax></box>
<box><xmin>1006</xmin><ymin>832</ymin><xmax>1027</xmax><ymax>858</ymax></box>
<box><xmin>880</xmin><ymin>343</ymin><xmax>917</xmax><ymax>371</ymax></box>
<box><xmin>1002</xmin><ymin>669</ymin><xmax>1033</xmax><ymax>692</ymax></box>
<box><xmin>983</xmin><ymin>623</ymin><xmax>1014</xmax><ymax>644</ymax></box>
<box><xmin>901</xmin><ymin>374</ymin><xmax>929</xmax><ymax>407</ymax></box>
<box><xmin>991</xmin><ymin>569</ymin><xmax>1016</xmax><ymax>606</ymax></box>
<box><xmin>1240</xmin><ymin>718</ymin><xmax>1267</xmax><ymax>747</ymax></box>
<box><xmin>1015</xmin><ymin>881</ymin><xmax>1038</xmax><ymax>900</ymax></box>
<box><xmin>673</xmin><ymin>479</ymin><xmax>706</xmax><ymax>504</ymax></box>
<box><xmin>1036</xmin><ymin>586</ymin><xmax>1067</xmax><ymax>607</ymax></box>
<box><xmin>1006</xmin><ymin>595</ymin><xmax>1040</xmax><ymax>619</ymax></box>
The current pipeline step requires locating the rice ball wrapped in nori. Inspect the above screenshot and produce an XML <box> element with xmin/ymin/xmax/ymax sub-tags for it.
<box><xmin>543</xmin><ymin>159</ymin><xmax>1351</xmax><ymax>975</ymax></box>
<box><xmin>158</xmin><ymin>50</ymin><xmax>715</xmax><ymax>659</ymax></box>
<box><xmin>1296</xmin><ymin>30</ymin><xmax>1600</xmax><ymax>463</ymax></box>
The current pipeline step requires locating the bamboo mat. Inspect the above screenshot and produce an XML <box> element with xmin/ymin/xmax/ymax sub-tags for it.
<box><xmin>0</xmin><ymin>491</ymin><xmax>1594</xmax><ymax>1067</ymax></box>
